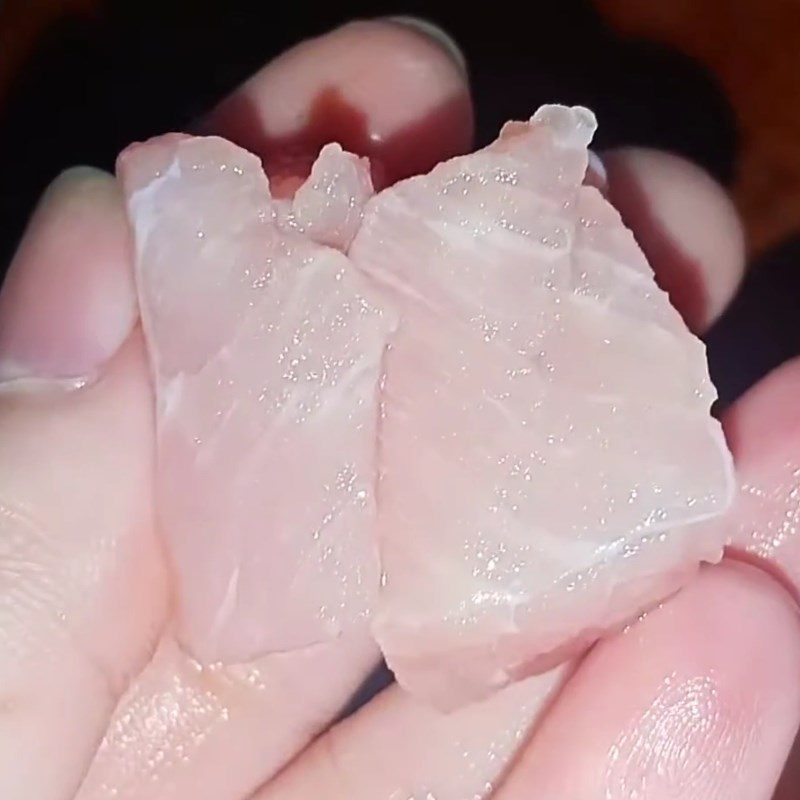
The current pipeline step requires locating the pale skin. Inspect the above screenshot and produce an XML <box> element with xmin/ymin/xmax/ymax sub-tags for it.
<box><xmin>0</xmin><ymin>19</ymin><xmax>798</xmax><ymax>800</ymax></box>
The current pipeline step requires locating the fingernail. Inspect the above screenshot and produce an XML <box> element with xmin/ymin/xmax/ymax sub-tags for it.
<box><xmin>585</xmin><ymin>150</ymin><xmax>608</xmax><ymax>192</ymax></box>
<box><xmin>0</xmin><ymin>167</ymin><xmax>136</xmax><ymax>384</ymax></box>
<box><xmin>385</xmin><ymin>16</ymin><xmax>467</xmax><ymax>76</ymax></box>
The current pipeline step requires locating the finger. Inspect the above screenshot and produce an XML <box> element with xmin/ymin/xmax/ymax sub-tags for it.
<box><xmin>206</xmin><ymin>18</ymin><xmax>473</xmax><ymax>191</ymax></box>
<box><xmin>711</xmin><ymin>357</ymin><xmax>800</xmax><ymax>595</ymax></box>
<box><xmin>0</xmin><ymin>171</ymin><xmax>166</xmax><ymax>800</ymax></box>
<box><xmin>702</xmin><ymin>358</ymin><xmax>800</xmax><ymax>799</ymax></box>
<box><xmin>603</xmin><ymin>147</ymin><xmax>746</xmax><ymax>333</ymax></box>
<box><xmin>77</xmin><ymin>20</ymin><xmax>470</xmax><ymax>800</ymax></box>
<box><xmin>76</xmin><ymin>632</ymin><xmax>377</xmax><ymax>800</ymax></box>
<box><xmin>0</xmin><ymin>168</ymin><xmax>136</xmax><ymax>381</ymax></box>
<box><xmin>257</xmin><ymin>668</ymin><xmax>568</xmax><ymax>800</ymax></box>
<box><xmin>495</xmin><ymin>562</ymin><xmax>800</xmax><ymax>800</ymax></box>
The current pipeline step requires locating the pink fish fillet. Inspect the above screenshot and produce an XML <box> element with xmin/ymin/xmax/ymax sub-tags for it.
<box><xmin>348</xmin><ymin>105</ymin><xmax>734</xmax><ymax>707</ymax></box>
<box><xmin>118</xmin><ymin>104</ymin><xmax>733</xmax><ymax>710</ymax></box>
<box><xmin>118</xmin><ymin>134</ymin><xmax>396</xmax><ymax>663</ymax></box>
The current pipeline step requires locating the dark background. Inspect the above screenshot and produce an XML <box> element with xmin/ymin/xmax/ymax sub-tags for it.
<box><xmin>0</xmin><ymin>0</ymin><xmax>798</xmax><ymax>402</ymax></box>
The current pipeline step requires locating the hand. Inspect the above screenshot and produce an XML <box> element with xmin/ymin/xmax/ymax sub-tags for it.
<box><xmin>0</xmin><ymin>19</ymin><xmax>797</xmax><ymax>800</ymax></box>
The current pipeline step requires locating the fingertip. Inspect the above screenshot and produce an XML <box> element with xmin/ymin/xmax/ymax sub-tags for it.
<box><xmin>603</xmin><ymin>147</ymin><xmax>746</xmax><ymax>333</ymax></box>
<box><xmin>384</xmin><ymin>16</ymin><xmax>468</xmax><ymax>78</ymax></box>
<box><xmin>496</xmin><ymin>562</ymin><xmax>800</xmax><ymax>799</ymax></box>
<box><xmin>206</xmin><ymin>19</ymin><xmax>473</xmax><ymax>188</ymax></box>
<box><xmin>712</xmin><ymin>356</ymin><xmax>800</xmax><ymax>602</ymax></box>
<box><xmin>0</xmin><ymin>166</ymin><xmax>135</xmax><ymax>383</ymax></box>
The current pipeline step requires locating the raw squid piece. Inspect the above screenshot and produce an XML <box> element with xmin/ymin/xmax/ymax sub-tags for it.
<box><xmin>349</xmin><ymin>105</ymin><xmax>734</xmax><ymax>708</ymax></box>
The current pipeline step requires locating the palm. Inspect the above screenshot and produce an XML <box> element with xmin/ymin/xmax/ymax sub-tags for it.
<box><xmin>1</xmin><ymin>20</ymin><xmax>798</xmax><ymax>800</ymax></box>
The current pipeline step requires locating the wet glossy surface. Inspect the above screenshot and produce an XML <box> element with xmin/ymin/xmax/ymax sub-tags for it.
<box><xmin>118</xmin><ymin>105</ymin><xmax>733</xmax><ymax>709</ymax></box>
<box><xmin>119</xmin><ymin>135</ymin><xmax>396</xmax><ymax>663</ymax></box>
<box><xmin>350</xmin><ymin>106</ymin><xmax>733</xmax><ymax>707</ymax></box>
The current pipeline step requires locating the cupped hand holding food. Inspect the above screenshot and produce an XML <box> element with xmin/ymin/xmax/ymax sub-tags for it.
<box><xmin>0</xmin><ymin>18</ymin><xmax>797</xmax><ymax>800</ymax></box>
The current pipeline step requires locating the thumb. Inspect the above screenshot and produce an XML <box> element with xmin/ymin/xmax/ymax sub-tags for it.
<box><xmin>0</xmin><ymin>169</ymin><xmax>167</xmax><ymax>800</ymax></box>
